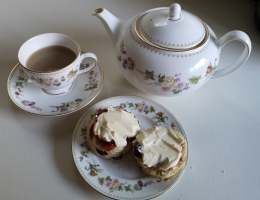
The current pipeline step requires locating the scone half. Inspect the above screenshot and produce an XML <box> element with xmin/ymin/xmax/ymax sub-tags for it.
<box><xmin>133</xmin><ymin>126</ymin><xmax>187</xmax><ymax>179</ymax></box>
<box><xmin>86</xmin><ymin>106</ymin><xmax>140</xmax><ymax>159</ymax></box>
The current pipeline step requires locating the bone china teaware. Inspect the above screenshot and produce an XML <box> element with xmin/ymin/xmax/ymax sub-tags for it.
<box><xmin>18</xmin><ymin>33</ymin><xmax>97</xmax><ymax>95</ymax></box>
<box><xmin>93</xmin><ymin>3</ymin><xmax>251</xmax><ymax>97</ymax></box>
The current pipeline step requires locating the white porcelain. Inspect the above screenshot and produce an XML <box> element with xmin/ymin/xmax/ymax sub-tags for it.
<box><xmin>7</xmin><ymin>61</ymin><xmax>104</xmax><ymax>116</ymax></box>
<box><xmin>18</xmin><ymin>33</ymin><xmax>97</xmax><ymax>95</ymax></box>
<box><xmin>72</xmin><ymin>96</ymin><xmax>187</xmax><ymax>199</ymax></box>
<box><xmin>93</xmin><ymin>3</ymin><xmax>252</xmax><ymax>97</ymax></box>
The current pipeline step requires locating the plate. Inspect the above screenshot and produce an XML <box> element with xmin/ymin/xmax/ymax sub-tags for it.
<box><xmin>7</xmin><ymin>60</ymin><xmax>104</xmax><ymax>116</ymax></box>
<box><xmin>72</xmin><ymin>96</ymin><xmax>188</xmax><ymax>199</ymax></box>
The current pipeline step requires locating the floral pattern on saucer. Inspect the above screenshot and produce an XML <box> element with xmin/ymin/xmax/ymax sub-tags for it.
<box><xmin>84</xmin><ymin>70</ymin><xmax>99</xmax><ymax>94</ymax></box>
<box><xmin>13</xmin><ymin>69</ymin><xmax>42</xmax><ymax>111</ymax></box>
<box><xmin>7</xmin><ymin>62</ymin><xmax>104</xmax><ymax>116</ymax></box>
<box><xmin>50</xmin><ymin>98</ymin><xmax>85</xmax><ymax>113</ymax></box>
<box><xmin>72</xmin><ymin>96</ymin><xmax>188</xmax><ymax>199</ymax></box>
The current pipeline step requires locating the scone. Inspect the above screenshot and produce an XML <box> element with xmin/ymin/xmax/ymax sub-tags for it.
<box><xmin>133</xmin><ymin>126</ymin><xmax>187</xmax><ymax>179</ymax></box>
<box><xmin>86</xmin><ymin>105</ymin><xmax>140</xmax><ymax>159</ymax></box>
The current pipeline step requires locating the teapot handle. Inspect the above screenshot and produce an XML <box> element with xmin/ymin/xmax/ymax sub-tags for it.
<box><xmin>211</xmin><ymin>30</ymin><xmax>251</xmax><ymax>79</ymax></box>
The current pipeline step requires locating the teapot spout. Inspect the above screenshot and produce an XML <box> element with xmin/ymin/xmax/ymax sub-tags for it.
<box><xmin>93</xmin><ymin>8</ymin><xmax>124</xmax><ymax>47</ymax></box>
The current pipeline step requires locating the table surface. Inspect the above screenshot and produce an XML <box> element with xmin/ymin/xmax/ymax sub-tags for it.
<box><xmin>1</xmin><ymin>0</ymin><xmax>260</xmax><ymax>199</ymax></box>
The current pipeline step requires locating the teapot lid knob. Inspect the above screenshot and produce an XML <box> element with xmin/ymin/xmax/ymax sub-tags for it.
<box><xmin>169</xmin><ymin>3</ymin><xmax>181</xmax><ymax>21</ymax></box>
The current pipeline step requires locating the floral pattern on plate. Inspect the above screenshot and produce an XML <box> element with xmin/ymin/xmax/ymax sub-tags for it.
<box><xmin>86</xmin><ymin>160</ymin><xmax>158</xmax><ymax>193</ymax></box>
<box><xmin>118</xmin><ymin>41</ymin><xmax>217</xmax><ymax>94</ymax></box>
<box><xmin>78</xmin><ymin>126</ymin><xmax>159</xmax><ymax>194</ymax></box>
<box><xmin>72</xmin><ymin>96</ymin><xmax>188</xmax><ymax>199</ymax></box>
<box><xmin>7</xmin><ymin>62</ymin><xmax>104</xmax><ymax>116</ymax></box>
<box><xmin>119</xmin><ymin>101</ymin><xmax>172</xmax><ymax>126</ymax></box>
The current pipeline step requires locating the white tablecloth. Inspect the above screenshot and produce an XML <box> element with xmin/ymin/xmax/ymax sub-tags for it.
<box><xmin>0</xmin><ymin>0</ymin><xmax>259</xmax><ymax>199</ymax></box>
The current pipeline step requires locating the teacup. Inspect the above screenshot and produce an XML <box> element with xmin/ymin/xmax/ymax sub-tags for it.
<box><xmin>18</xmin><ymin>33</ymin><xmax>97</xmax><ymax>95</ymax></box>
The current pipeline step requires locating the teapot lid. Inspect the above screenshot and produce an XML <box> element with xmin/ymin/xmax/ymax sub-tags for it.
<box><xmin>134</xmin><ymin>3</ymin><xmax>209</xmax><ymax>51</ymax></box>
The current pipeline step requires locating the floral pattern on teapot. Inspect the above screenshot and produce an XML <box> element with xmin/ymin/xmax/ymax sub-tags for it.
<box><xmin>117</xmin><ymin>41</ymin><xmax>217</xmax><ymax>94</ymax></box>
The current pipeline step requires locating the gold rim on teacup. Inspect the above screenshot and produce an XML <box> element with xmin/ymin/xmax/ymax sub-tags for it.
<box><xmin>17</xmin><ymin>33</ymin><xmax>98</xmax><ymax>95</ymax></box>
<box><xmin>18</xmin><ymin>33</ymin><xmax>81</xmax><ymax>73</ymax></box>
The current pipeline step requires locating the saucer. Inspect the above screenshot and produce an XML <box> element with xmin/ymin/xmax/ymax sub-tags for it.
<box><xmin>7</xmin><ymin>62</ymin><xmax>104</xmax><ymax>116</ymax></box>
<box><xmin>72</xmin><ymin>96</ymin><xmax>188</xmax><ymax>199</ymax></box>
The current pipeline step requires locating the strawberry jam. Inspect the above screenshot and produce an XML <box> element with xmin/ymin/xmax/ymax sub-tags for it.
<box><xmin>97</xmin><ymin>108</ymin><xmax>108</xmax><ymax>116</ymax></box>
<box><xmin>99</xmin><ymin>139</ymin><xmax>116</xmax><ymax>151</ymax></box>
<box><xmin>127</xmin><ymin>136</ymin><xmax>136</xmax><ymax>144</ymax></box>
<box><xmin>96</xmin><ymin>148</ymin><xmax>108</xmax><ymax>155</ymax></box>
<box><xmin>134</xmin><ymin>143</ymin><xmax>142</xmax><ymax>158</ymax></box>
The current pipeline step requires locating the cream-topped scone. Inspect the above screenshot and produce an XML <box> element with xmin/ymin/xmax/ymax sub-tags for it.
<box><xmin>133</xmin><ymin>126</ymin><xmax>187</xmax><ymax>178</ymax></box>
<box><xmin>86</xmin><ymin>106</ymin><xmax>140</xmax><ymax>159</ymax></box>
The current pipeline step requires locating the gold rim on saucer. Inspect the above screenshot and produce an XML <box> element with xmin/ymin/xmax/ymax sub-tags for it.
<box><xmin>7</xmin><ymin>62</ymin><xmax>104</xmax><ymax>117</ymax></box>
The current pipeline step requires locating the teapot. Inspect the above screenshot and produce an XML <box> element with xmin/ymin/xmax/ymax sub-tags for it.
<box><xmin>93</xmin><ymin>3</ymin><xmax>251</xmax><ymax>97</ymax></box>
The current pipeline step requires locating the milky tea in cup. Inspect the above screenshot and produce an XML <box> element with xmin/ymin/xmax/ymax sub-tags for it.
<box><xmin>18</xmin><ymin>33</ymin><xmax>97</xmax><ymax>95</ymax></box>
<box><xmin>26</xmin><ymin>46</ymin><xmax>77</xmax><ymax>72</ymax></box>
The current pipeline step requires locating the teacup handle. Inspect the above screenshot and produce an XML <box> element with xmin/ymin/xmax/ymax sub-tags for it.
<box><xmin>78</xmin><ymin>52</ymin><xmax>98</xmax><ymax>75</ymax></box>
<box><xmin>211</xmin><ymin>30</ymin><xmax>251</xmax><ymax>79</ymax></box>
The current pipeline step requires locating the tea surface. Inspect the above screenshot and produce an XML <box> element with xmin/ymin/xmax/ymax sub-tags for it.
<box><xmin>26</xmin><ymin>46</ymin><xmax>77</xmax><ymax>71</ymax></box>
